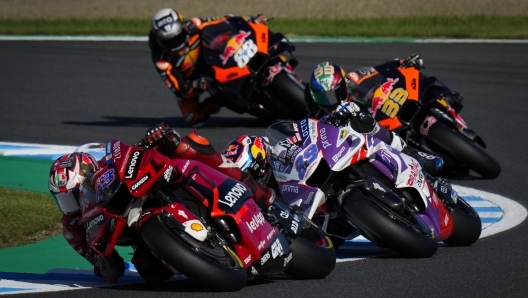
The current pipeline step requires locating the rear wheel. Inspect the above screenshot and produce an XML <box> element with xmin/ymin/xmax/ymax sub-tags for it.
<box><xmin>425</xmin><ymin>121</ymin><xmax>501</xmax><ymax>179</ymax></box>
<box><xmin>284</xmin><ymin>222</ymin><xmax>336</xmax><ymax>279</ymax></box>
<box><xmin>443</xmin><ymin>198</ymin><xmax>482</xmax><ymax>246</ymax></box>
<box><xmin>342</xmin><ymin>189</ymin><xmax>438</xmax><ymax>258</ymax></box>
<box><xmin>140</xmin><ymin>215</ymin><xmax>247</xmax><ymax>291</ymax></box>
<box><xmin>266</xmin><ymin>71</ymin><xmax>307</xmax><ymax>120</ymax></box>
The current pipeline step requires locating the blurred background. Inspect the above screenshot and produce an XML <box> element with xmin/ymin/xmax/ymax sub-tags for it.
<box><xmin>1</xmin><ymin>0</ymin><xmax>527</xmax><ymax>19</ymax></box>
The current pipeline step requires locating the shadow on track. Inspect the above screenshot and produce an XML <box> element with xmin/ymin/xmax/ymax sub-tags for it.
<box><xmin>103</xmin><ymin>275</ymin><xmax>280</xmax><ymax>293</ymax></box>
<box><xmin>63</xmin><ymin>116</ymin><xmax>273</xmax><ymax>129</ymax></box>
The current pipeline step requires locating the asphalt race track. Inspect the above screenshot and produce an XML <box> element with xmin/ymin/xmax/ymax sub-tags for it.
<box><xmin>1</xmin><ymin>40</ymin><xmax>528</xmax><ymax>297</ymax></box>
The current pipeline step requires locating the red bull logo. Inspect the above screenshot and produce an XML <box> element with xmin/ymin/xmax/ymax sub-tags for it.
<box><xmin>371</xmin><ymin>78</ymin><xmax>399</xmax><ymax>117</ymax></box>
<box><xmin>219</xmin><ymin>30</ymin><xmax>251</xmax><ymax>65</ymax></box>
<box><xmin>253</xmin><ymin>137</ymin><xmax>264</xmax><ymax>150</ymax></box>
<box><xmin>223</xmin><ymin>145</ymin><xmax>239</xmax><ymax>156</ymax></box>
<box><xmin>380</xmin><ymin>78</ymin><xmax>399</xmax><ymax>96</ymax></box>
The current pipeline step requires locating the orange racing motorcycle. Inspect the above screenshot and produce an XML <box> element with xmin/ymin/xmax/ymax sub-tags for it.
<box><xmin>348</xmin><ymin>55</ymin><xmax>501</xmax><ymax>178</ymax></box>
<box><xmin>200</xmin><ymin>17</ymin><xmax>307</xmax><ymax>121</ymax></box>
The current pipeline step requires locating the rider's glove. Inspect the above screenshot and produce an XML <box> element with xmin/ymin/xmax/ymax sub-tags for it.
<box><xmin>335</xmin><ymin>102</ymin><xmax>360</xmax><ymax>122</ymax></box>
<box><xmin>248</xmin><ymin>13</ymin><xmax>268</xmax><ymax>24</ymax></box>
<box><xmin>399</xmin><ymin>54</ymin><xmax>424</xmax><ymax>70</ymax></box>
<box><xmin>133</xmin><ymin>139</ymin><xmax>151</xmax><ymax>150</ymax></box>
<box><xmin>191</xmin><ymin>76</ymin><xmax>209</xmax><ymax>92</ymax></box>
<box><xmin>145</xmin><ymin>122</ymin><xmax>181</xmax><ymax>156</ymax></box>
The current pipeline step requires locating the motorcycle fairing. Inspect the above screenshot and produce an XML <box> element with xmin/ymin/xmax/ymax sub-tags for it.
<box><xmin>364</xmin><ymin>138</ymin><xmax>454</xmax><ymax>240</ymax></box>
<box><xmin>268</xmin><ymin>119</ymin><xmax>364</xmax><ymax>217</ymax></box>
<box><xmin>201</xmin><ymin>17</ymin><xmax>269</xmax><ymax>83</ymax></box>
<box><xmin>170</xmin><ymin>160</ymin><xmax>288</xmax><ymax>270</ymax></box>
<box><xmin>84</xmin><ymin>208</ymin><xmax>127</xmax><ymax>258</ymax></box>
<box><xmin>136</xmin><ymin>201</ymin><xmax>208</xmax><ymax>242</ymax></box>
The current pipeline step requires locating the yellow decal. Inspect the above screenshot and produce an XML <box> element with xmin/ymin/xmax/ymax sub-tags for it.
<box><xmin>380</xmin><ymin>88</ymin><xmax>409</xmax><ymax>118</ymax></box>
<box><xmin>313</xmin><ymin>64</ymin><xmax>335</xmax><ymax>79</ymax></box>
<box><xmin>191</xmin><ymin>223</ymin><xmax>204</xmax><ymax>231</ymax></box>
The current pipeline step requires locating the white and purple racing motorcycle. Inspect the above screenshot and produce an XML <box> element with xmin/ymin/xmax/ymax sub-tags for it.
<box><xmin>264</xmin><ymin>117</ymin><xmax>481</xmax><ymax>258</ymax></box>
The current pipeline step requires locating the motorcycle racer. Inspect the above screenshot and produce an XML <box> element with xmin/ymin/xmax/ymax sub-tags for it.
<box><xmin>304</xmin><ymin>61</ymin><xmax>444</xmax><ymax>175</ymax></box>
<box><xmin>149</xmin><ymin>8</ymin><xmax>268</xmax><ymax>127</ymax></box>
<box><xmin>48</xmin><ymin>123</ymin><xmax>277</xmax><ymax>283</ymax></box>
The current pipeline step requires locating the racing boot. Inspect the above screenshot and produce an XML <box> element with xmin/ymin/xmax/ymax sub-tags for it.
<box><xmin>90</xmin><ymin>250</ymin><xmax>125</xmax><ymax>282</ymax></box>
<box><xmin>389</xmin><ymin>132</ymin><xmax>444</xmax><ymax>175</ymax></box>
<box><xmin>180</xmin><ymin>97</ymin><xmax>221</xmax><ymax>128</ymax></box>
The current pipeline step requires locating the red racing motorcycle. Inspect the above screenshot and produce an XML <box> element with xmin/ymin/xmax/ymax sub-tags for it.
<box><xmin>83</xmin><ymin>140</ymin><xmax>334</xmax><ymax>291</ymax></box>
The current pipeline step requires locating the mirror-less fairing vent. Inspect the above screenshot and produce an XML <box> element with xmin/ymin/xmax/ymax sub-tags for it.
<box><xmin>106</xmin><ymin>184</ymin><xmax>134</xmax><ymax>214</ymax></box>
<box><xmin>248</xmin><ymin>52</ymin><xmax>269</xmax><ymax>75</ymax></box>
<box><xmin>399</xmin><ymin>101</ymin><xmax>421</xmax><ymax>125</ymax></box>
<box><xmin>306</xmin><ymin>158</ymin><xmax>332</xmax><ymax>188</ymax></box>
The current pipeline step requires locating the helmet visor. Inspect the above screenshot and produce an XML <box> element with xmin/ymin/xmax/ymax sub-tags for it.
<box><xmin>51</xmin><ymin>191</ymin><xmax>80</xmax><ymax>214</ymax></box>
<box><xmin>311</xmin><ymin>86</ymin><xmax>348</xmax><ymax>113</ymax></box>
<box><xmin>159</xmin><ymin>32</ymin><xmax>187</xmax><ymax>52</ymax></box>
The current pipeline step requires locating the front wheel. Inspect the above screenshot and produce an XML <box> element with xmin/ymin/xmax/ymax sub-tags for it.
<box><xmin>342</xmin><ymin>189</ymin><xmax>438</xmax><ymax>258</ymax></box>
<box><xmin>265</xmin><ymin>71</ymin><xmax>307</xmax><ymax>120</ymax></box>
<box><xmin>140</xmin><ymin>215</ymin><xmax>247</xmax><ymax>291</ymax></box>
<box><xmin>425</xmin><ymin>121</ymin><xmax>501</xmax><ymax>179</ymax></box>
<box><xmin>284</xmin><ymin>222</ymin><xmax>336</xmax><ymax>279</ymax></box>
<box><xmin>443</xmin><ymin>198</ymin><xmax>482</xmax><ymax>246</ymax></box>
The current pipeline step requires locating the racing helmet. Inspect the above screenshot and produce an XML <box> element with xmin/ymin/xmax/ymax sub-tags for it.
<box><xmin>309</xmin><ymin>61</ymin><xmax>349</xmax><ymax>113</ymax></box>
<box><xmin>49</xmin><ymin>152</ymin><xmax>99</xmax><ymax>214</ymax></box>
<box><xmin>222</xmin><ymin>135</ymin><xmax>273</xmax><ymax>185</ymax></box>
<box><xmin>151</xmin><ymin>8</ymin><xmax>187</xmax><ymax>53</ymax></box>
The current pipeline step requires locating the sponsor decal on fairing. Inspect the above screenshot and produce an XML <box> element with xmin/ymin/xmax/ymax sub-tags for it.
<box><xmin>246</xmin><ymin>212</ymin><xmax>266</xmax><ymax>233</ymax></box>
<box><xmin>244</xmin><ymin>255</ymin><xmax>252</xmax><ymax>265</ymax></box>
<box><xmin>291</xmin><ymin>220</ymin><xmax>299</xmax><ymax>234</ymax></box>
<box><xmin>183</xmin><ymin>219</ymin><xmax>207</xmax><ymax>241</ymax></box>
<box><xmin>218</xmin><ymin>183</ymin><xmax>247</xmax><ymax>208</ymax></box>
<box><xmin>271</xmin><ymin>238</ymin><xmax>284</xmax><ymax>258</ymax></box>
<box><xmin>131</xmin><ymin>173</ymin><xmax>150</xmax><ymax>191</ymax></box>
<box><xmin>320</xmin><ymin>127</ymin><xmax>332</xmax><ymax>149</ymax></box>
<box><xmin>86</xmin><ymin>214</ymin><xmax>104</xmax><ymax>230</ymax></box>
<box><xmin>283</xmin><ymin>252</ymin><xmax>293</xmax><ymax>267</ymax></box>
<box><xmin>124</xmin><ymin>151</ymin><xmax>143</xmax><ymax>180</ymax></box>
<box><xmin>163</xmin><ymin>166</ymin><xmax>173</xmax><ymax>182</ymax></box>
<box><xmin>112</xmin><ymin>141</ymin><xmax>122</xmax><ymax>160</ymax></box>
<box><xmin>260</xmin><ymin>251</ymin><xmax>270</xmax><ymax>265</ymax></box>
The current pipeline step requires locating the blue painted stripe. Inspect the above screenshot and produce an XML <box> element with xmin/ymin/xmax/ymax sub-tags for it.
<box><xmin>0</xmin><ymin>272</ymin><xmax>141</xmax><ymax>282</ymax></box>
<box><xmin>6</xmin><ymin>154</ymin><xmax>63</xmax><ymax>160</ymax></box>
<box><xmin>462</xmin><ymin>196</ymin><xmax>487</xmax><ymax>201</ymax></box>
<box><xmin>125</xmin><ymin>262</ymin><xmax>136</xmax><ymax>271</ymax></box>
<box><xmin>0</xmin><ymin>144</ymin><xmax>42</xmax><ymax>150</ymax></box>
<box><xmin>481</xmin><ymin>217</ymin><xmax>502</xmax><ymax>223</ymax></box>
<box><xmin>0</xmin><ymin>287</ymin><xmax>36</xmax><ymax>292</ymax></box>
<box><xmin>474</xmin><ymin>207</ymin><xmax>502</xmax><ymax>212</ymax></box>
<box><xmin>341</xmin><ymin>241</ymin><xmax>376</xmax><ymax>247</ymax></box>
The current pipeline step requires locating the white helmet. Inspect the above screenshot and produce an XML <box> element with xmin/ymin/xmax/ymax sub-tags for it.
<box><xmin>48</xmin><ymin>152</ymin><xmax>99</xmax><ymax>214</ymax></box>
<box><xmin>152</xmin><ymin>8</ymin><xmax>187</xmax><ymax>53</ymax></box>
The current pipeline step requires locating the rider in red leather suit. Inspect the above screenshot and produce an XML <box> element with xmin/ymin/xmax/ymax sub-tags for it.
<box><xmin>49</xmin><ymin>123</ymin><xmax>276</xmax><ymax>283</ymax></box>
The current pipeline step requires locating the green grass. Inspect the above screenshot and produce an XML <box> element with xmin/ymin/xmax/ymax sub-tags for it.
<box><xmin>0</xmin><ymin>187</ymin><xmax>62</xmax><ymax>249</ymax></box>
<box><xmin>0</xmin><ymin>15</ymin><xmax>527</xmax><ymax>38</ymax></box>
